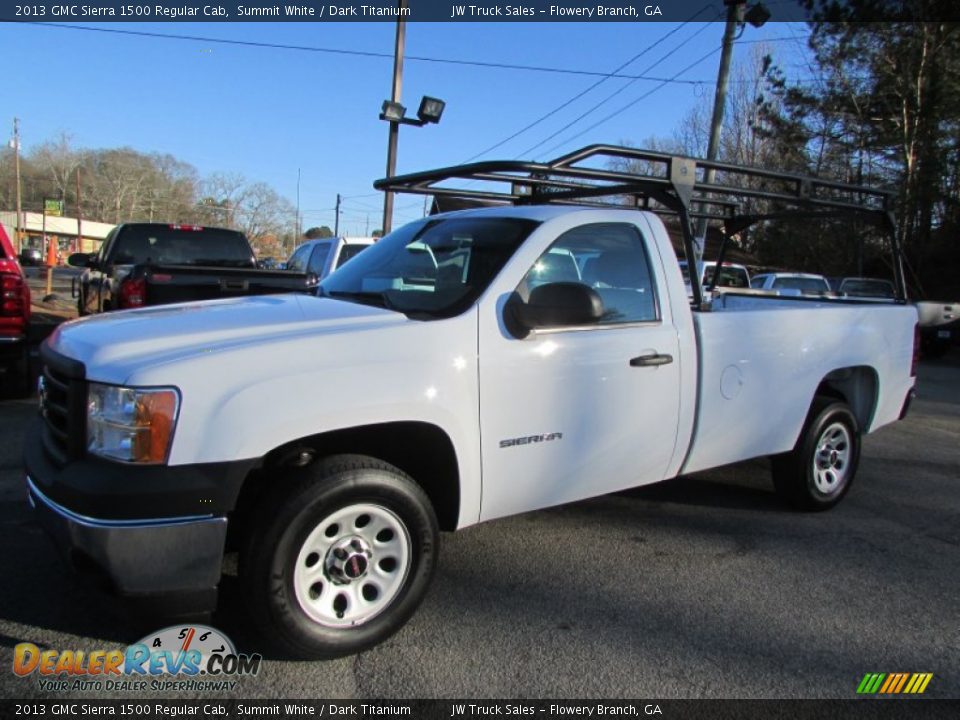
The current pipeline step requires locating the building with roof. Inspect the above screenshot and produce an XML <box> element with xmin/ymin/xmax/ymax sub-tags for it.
<box><xmin>0</xmin><ymin>211</ymin><xmax>115</xmax><ymax>255</ymax></box>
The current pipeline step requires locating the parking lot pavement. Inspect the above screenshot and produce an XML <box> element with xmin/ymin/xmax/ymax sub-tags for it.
<box><xmin>0</xmin><ymin>352</ymin><xmax>957</xmax><ymax>700</ymax></box>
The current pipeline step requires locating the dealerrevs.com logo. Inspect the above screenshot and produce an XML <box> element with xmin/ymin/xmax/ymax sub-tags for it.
<box><xmin>13</xmin><ymin>625</ymin><xmax>262</xmax><ymax>692</ymax></box>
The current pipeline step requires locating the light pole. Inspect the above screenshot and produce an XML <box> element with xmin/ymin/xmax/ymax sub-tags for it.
<box><xmin>381</xmin><ymin>0</ymin><xmax>408</xmax><ymax>237</ymax></box>
<box><xmin>695</xmin><ymin>0</ymin><xmax>770</xmax><ymax>261</ymax></box>
<box><xmin>379</xmin><ymin>95</ymin><xmax>446</xmax><ymax>234</ymax></box>
<box><xmin>380</xmin><ymin>0</ymin><xmax>446</xmax><ymax>235</ymax></box>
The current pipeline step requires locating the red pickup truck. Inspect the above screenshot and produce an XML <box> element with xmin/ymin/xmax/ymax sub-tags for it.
<box><xmin>0</xmin><ymin>225</ymin><xmax>31</xmax><ymax>396</ymax></box>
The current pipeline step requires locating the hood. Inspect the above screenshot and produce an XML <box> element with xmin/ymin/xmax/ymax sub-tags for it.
<box><xmin>50</xmin><ymin>294</ymin><xmax>406</xmax><ymax>381</ymax></box>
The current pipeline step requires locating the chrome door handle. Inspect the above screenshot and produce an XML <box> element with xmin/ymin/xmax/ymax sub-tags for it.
<box><xmin>630</xmin><ymin>353</ymin><xmax>673</xmax><ymax>367</ymax></box>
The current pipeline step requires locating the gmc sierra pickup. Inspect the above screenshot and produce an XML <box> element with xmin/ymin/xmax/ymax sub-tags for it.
<box><xmin>24</xmin><ymin>147</ymin><xmax>919</xmax><ymax>659</ymax></box>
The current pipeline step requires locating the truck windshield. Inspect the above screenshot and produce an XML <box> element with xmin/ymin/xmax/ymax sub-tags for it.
<box><xmin>841</xmin><ymin>279</ymin><xmax>895</xmax><ymax>298</ymax></box>
<box><xmin>703</xmin><ymin>265</ymin><xmax>749</xmax><ymax>288</ymax></box>
<box><xmin>319</xmin><ymin>216</ymin><xmax>539</xmax><ymax>319</ymax></box>
<box><xmin>773</xmin><ymin>276</ymin><xmax>830</xmax><ymax>293</ymax></box>
<box><xmin>111</xmin><ymin>225</ymin><xmax>255</xmax><ymax>268</ymax></box>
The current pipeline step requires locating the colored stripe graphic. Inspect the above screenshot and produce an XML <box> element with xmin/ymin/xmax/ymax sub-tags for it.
<box><xmin>893</xmin><ymin>673</ymin><xmax>909</xmax><ymax>693</ymax></box>
<box><xmin>857</xmin><ymin>672</ymin><xmax>932</xmax><ymax>694</ymax></box>
<box><xmin>879</xmin><ymin>674</ymin><xmax>896</xmax><ymax>693</ymax></box>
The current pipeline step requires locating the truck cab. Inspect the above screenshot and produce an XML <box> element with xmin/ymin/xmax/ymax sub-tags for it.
<box><xmin>287</xmin><ymin>237</ymin><xmax>376</xmax><ymax>281</ymax></box>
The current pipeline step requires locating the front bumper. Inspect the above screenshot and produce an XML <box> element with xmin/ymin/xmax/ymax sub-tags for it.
<box><xmin>27</xmin><ymin>475</ymin><xmax>226</xmax><ymax>614</ymax></box>
<box><xmin>25</xmin><ymin>412</ymin><xmax>257</xmax><ymax>615</ymax></box>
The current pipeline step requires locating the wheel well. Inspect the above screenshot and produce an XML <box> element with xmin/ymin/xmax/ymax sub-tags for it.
<box><xmin>815</xmin><ymin>366</ymin><xmax>879</xmax><ymax>430</ymax></box>
<box><xmin>229</xmin><ymin>422</ymin><xmax>461</xmax><ymax>547</ymax></box>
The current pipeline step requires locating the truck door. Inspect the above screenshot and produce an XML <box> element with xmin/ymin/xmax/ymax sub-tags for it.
<box><xmin>478</xmin><ymin>221</ymin><xmax>682</xmax><ymax>521</ymax></box>
<box><xmin>87</xmin><ymin>232</ymin><xmax>112</xmax><ymax>314</ymax></box>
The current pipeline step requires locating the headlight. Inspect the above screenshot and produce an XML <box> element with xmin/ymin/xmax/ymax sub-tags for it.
<box><xmin>87</xmin><ymin>383</ymin><xmax>180</xmax><ymax>463</ymax></box>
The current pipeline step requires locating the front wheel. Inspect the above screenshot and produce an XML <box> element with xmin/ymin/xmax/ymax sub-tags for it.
<box><xmin>241</xmin><ymin>455</ymin><xmax>439</xmax><ymax>659</ymax></box>
<box><xmin>772</xmin><ymin>399</ymin><xmax>861</xmax><ymax>511</ymax></box>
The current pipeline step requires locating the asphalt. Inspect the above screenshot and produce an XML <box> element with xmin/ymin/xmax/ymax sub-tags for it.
<box><xmin>0</xmin><ymin>351</ymin><xmax>957</xmax><ymax>700</ymax></box>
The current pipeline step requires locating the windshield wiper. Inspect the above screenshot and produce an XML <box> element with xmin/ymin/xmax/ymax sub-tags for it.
<box><xmin>324</xmin><ymin>289</ymin><xmax>397</xmax><ymax>311</ymax></box>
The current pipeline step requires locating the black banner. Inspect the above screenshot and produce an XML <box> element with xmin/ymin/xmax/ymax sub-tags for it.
<box><xmin>3</xmin><ymin>0</ymin><xmax>959</xmax><ymax>25</ymax></box>
<box><xmin>2</xmin><ymin>700</ymin><xmax>958</xmax><ymax>720</ymax></box>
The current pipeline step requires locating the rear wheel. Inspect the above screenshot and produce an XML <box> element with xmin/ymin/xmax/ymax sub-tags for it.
<box><xmin>241</xmin><ymin>455</ymin><xmax>438</xmax><ymax>659</ymax></box>
<box><xmin>772</xmin><ymin>399</ymin><xmax>860</xmax><ymax>511</ymax></box>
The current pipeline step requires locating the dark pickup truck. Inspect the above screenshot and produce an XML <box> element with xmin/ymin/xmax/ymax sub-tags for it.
<box><xmin>70</xmin><ymin>223</ymin><xmax>317</xmax><ymax>314</ymax></box>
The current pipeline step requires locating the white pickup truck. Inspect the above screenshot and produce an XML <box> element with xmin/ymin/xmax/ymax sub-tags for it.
<box><xmin>25</xmin><ymin>148</ymin><xmax>919</xmax><ymax>659</ymax></box>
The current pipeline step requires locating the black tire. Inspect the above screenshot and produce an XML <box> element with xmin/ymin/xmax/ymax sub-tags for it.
<box><xmin>240</xmin><ymin>454</ymin><xmax>439</xmax><ymax>659</ymax></box>
<box><xmin>4</xmin><ymin>350</ymin><xmax>35</xmax><ymax>399</ymax></box>
<box><xmin>772</xmin><ymin>398</ymin><xmax>861</xmax><ymax>512</ymax></box>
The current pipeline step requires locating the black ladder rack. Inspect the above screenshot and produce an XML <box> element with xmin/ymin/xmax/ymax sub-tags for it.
<box><xmin>374</xmin><ymin>144</ymin><xmax>905</xmax><ymax>306</ymax></box>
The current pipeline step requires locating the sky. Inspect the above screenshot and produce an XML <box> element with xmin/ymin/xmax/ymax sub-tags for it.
<box><xmin>2</xmin><ymin>18</ymin><xmax>809</xmax><ymax>237</ymax></box>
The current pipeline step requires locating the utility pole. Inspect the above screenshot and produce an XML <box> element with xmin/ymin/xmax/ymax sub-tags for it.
<box><xmin>75</xmin><ymin>166</ymin><xmax>83</xmax><ymax>255</ymax></box>
<box><xmin>381</xmin><ymin>0</ymin><xmax>409</xmax><ymax>236</ymax></box>
<box><xmin>296</xmin><ymin>167</ymin><xmax>302</xmax><ymax>247</ymax></box>
<box><xmin>334</xmin><ymin>193</ymin><xmax>341</xmax><ymax>237</ymax></box>
<box><xmin>12</xmin><ymin>118</ymin><xmax>23</xmax><ymax>253</ymax></box>
<box><xmin>43</xmin><ymin>203</ymin><xmax>52</xmax><ymax>296</ymax></box>
<box><xmin>695</xmin><ymin>0</ymin><xmax>746</xmax><ymax>261</ymax></box>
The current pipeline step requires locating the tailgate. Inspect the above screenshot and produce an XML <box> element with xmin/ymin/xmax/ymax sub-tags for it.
<box><xmin>143</xmin><ymin>265</ymin><xmax>317</xmax><ymax>305</ymax></box>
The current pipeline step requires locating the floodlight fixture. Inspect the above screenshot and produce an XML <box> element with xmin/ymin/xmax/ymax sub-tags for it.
<box><xmin>744</xmin><ymin>2</ymin><xmax>771</xmax><ymax>28</ymax></box>
<box><xmin>416</xmin><ymin>96</ymin><xmax>446</xmax><ymax>124</ymax></box>
<box><xmin>380</xmin><ymin>100</ymin><xmax>407</xmax><ymax>123</ymax></box>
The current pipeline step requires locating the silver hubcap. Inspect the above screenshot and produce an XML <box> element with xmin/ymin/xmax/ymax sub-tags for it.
<box><xmin>812</xmin><ymin>421</ymin><xmax>851</xmax><ymax>495</ymax></box>
<box><xmin>293</xmin><ymin>503</ymin><xmax>411</xmax><ymax>628</ymax></box>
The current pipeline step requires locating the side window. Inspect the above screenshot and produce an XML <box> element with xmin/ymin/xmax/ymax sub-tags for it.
<box><xmin>287</xmin><ymin>244</ymin><xmax>312</xmax><ymax>273</ymax></box>
<box><xmin>307</xmin><ymin>242</ymin><xmax>333</xmax><ymax>275</ymax></box>
<box><xmin>750</xmin><ymin>275</ymin><xmax>767</xmax><ymax>289</ymax></box>
<box><xmin>98</xmin><ymin>229</ymin><xmax>116</xmax><ymax>264</ymax></box>
<box><xmin>336</xmin><ymin>243</ymin><xmax>370</xmax><ymax>269</ymax></box>
<box><xmin>520</xmin><ymin>223</ymin><xmax>659</xmax><ymax>325</ymax></box>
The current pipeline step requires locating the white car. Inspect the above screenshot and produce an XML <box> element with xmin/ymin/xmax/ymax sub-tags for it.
<box><xmin>751</xmin><ymin>272</ymin><xmax>832</xmax><ymax>295</ymax></box>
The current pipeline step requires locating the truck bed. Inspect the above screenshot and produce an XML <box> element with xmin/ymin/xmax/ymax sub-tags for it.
<box><xmin>135</xmin><ymin>263</ymin><xmax>318</xmax><ymax>305</ymax></box>
<box><xmin>681</xmin><ymin>292</ymin><xmax>918</xmax><ymax>475</ymax></box>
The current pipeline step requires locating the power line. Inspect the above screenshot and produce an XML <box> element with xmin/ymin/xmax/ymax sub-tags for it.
<box><xmin>517</xmin><ymin>16</ymin><xmax>723</xmax><ymax>160</ymax></box>
<box><xmin>536</xmin><ymin>44</ymin><xmax>723</xmax><ymax>160</ymax></box>
<box><xmin>22</xmin><ymin>21</ymin><xmax>800</xmax><ymax>85</ymax></box>
<box><xmin>340</xmin><ymin>197</ymin><xmax>383</xmax><ymax>212</ymax></box>
<box><xmin>461</xmin><ymin>4</ymin><xmax>715</xmax><ymax>163</ymax></box>
<box><xmin>340</xmin><ymin>192</ymin><xmax>382</xmax><ymax>200</ymax></box>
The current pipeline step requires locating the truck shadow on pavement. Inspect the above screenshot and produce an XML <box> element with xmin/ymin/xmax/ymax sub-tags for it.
<box><xmin>0</xmin><ymin>464</ymin><xmax>789</xmax><ymax>656</ymax></box>
<box><xmin>618</xmin><ymin>465</ymin><xmax>786</xmax><ymax>513</ymax></box>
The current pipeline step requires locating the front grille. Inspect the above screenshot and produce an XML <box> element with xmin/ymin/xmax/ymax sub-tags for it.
<box><xmin>39</xmin><ymin>345</ymin><xmax>87</xmax><ymax>466</ymax></box>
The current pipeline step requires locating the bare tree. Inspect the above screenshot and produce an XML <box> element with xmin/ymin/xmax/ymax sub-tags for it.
<box><xmin>32</xmin><ymin>132</ymin><xmax>80</xmax><ymax>205</ymax></box>
<box><xmin>234</xmin><ymin>182</ymin><xmax>296</xmax><ymax>242</ymax></box>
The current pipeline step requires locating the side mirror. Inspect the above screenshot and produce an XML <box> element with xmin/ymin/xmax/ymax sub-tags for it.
<box><xmin>507</xmin><ymin>282</ymin><xmax>604</xmax><ymax>338</ymax></box>
<box><xmin>67</xmin><ymin>253</ymin><xmax>93</xmax><ymax>268</ymax></box>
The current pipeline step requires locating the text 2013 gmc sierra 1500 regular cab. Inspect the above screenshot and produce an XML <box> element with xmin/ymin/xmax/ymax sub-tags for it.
<box><xmin>24</xmin><ymin>147</ymin><xmax>918</xmax><ymax>659</ymax></box>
